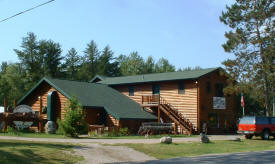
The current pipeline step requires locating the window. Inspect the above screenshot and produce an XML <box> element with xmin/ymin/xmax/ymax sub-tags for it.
<box><xmin>239</xmin><ymin>117</ymin><xmax>255</xmax><ymax>124</ymax></box>
<box><xmin>128</xmin><ymin>86</ymin><xmax>134</xmax><ymax>96</ymax></box>
<box><xmin>215</xmin><ymin>83</ymin><xmax>224</xmax><ymax>97</ymax></box>
<box><xmin>152</xmin><ymin>84</ymin><xmax>160</xmax><ymax>95</ymax></box>
<box><xmin>271</xmin><ymin>118</ymin><xmax>275</xmax><ymax>124</ymax></box>
<box><xmin>206</xmin><ymin>81</ymin><xmax>211</xmax><ymax>93</ymax></box>
<box><xmin>178</xmin><ymin>82</ymin><xmax>185</xmax><ymax>94</ymax></box>
<box><xmin>256</xmin><ymin>117</ymin><xmax>269</xmax><ymax>125</ymax></box>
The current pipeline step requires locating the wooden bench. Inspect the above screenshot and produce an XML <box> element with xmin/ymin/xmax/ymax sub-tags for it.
<box><xmin>138</xmin><ymin>122</ymin><xmax>173</xmax><ymax>135</ymax></box>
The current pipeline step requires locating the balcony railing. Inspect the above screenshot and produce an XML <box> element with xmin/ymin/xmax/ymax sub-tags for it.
<box><xmin>141</xmin><ymin>95</ymin><xmax>160</xmax><ymax>105</ymax></box>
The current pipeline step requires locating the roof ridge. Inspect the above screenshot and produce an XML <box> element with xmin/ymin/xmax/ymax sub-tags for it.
<box><xmin>102</xmin><ymin>67</ymin><xmax>218</xmax><ymax>79</ymax></box>
<box><xmin>44</xmin><ymin>77</ymin><xmax>91</xmax><ymax>84</ymax></box>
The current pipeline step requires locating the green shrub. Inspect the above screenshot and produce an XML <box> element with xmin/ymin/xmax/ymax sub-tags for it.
<box><xmin>119</xmin><ymin>127</ymin><xmax>129</xmax><ymax>136</ymax></box>
<box><xmin>108</xmin><ymin>128</ymin><xmax>119</xmax><ymax>137</ymax></box>
<box><xmin>6</xmin><ymin>126</ymin><xmax>18</xmax><ymax>135</ymax></box>
<box><xmin>57</xmin><ymin>96</ymin><xmax>87</xmax><ymax>138</ymax></box>
<box><xmin>107</xmin><ymin>127</ymin><xmax>129</xmax><ymax>137</ymax></box>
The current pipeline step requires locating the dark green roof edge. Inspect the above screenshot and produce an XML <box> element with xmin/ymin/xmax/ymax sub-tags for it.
<box><xmin>94</xmin><ymin>67</ymin><xmax>220</xmax><ymax>85</ymax></box>
<box><xmin>17</xmin><ymin>77</ymin><xmax>72</xmax><ymax>105</ymax></box>
<box><xmin>107</xmin><ymin>77</ymin><xmax>198</xmax><ymax>86</ymax></box>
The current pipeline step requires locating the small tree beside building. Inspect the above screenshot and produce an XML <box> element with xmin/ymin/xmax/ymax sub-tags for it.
<box><xmin>57</xmin><ymin>96</ymin><xmax>87</xmax><ymax>138</ymax></box>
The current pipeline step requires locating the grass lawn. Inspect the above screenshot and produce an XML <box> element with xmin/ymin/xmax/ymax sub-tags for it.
<box><xmin>117</xmin><ymin>139</ymin><xmax>275</xmax><ymax>159</ymax></box>
<box><xmin>0</xmin><ymin>132</ymin><xmax>68</xmax><ymax>138</ymax></box>
<box><xmin>0</xmin><ymin>140</ymin><xmax>83</xmax><ymax>164</ymax></box>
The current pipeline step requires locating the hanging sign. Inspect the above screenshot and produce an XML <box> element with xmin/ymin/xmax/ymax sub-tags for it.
<box><xmin>213</xmin><ymin>97</ymin><xmax>226</xmax><ymax>109</ymax></box>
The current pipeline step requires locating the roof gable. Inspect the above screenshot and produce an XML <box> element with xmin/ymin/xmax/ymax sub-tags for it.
<box><xmin>93</xmin><ymin>68</ymin><xmax>219</xmax><ymax>85</ymax></box>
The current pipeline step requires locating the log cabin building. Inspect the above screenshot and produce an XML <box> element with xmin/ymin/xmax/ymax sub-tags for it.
<box><xmin>17</xmin><ymin>78</ymin><xmax>157</xmax><ymax>133</ymax></box>
<box><xmin>18</xmin><ymin>67</ymin><xmax>237</xmax><ymax>134</ymax></box>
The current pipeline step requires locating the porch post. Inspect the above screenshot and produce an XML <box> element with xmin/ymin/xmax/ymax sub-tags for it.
<box><xmin>158</xmin><ymin>105</ymin><xmax>160</xmax><ymax>123</ymax></box>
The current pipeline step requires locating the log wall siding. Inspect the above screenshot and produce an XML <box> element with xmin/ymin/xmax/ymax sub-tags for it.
<box><xmin>84</xmin><ymin>108</ymin><xmax>103</xmax><ymax>125</ymax></box>
<box><xmin>113</xmin><ymin>80</ymin><xmax>198</xmax><ymax>128</ymax></box>
<box><xmin>20</xmin><ymin>81</ymin><xmax>68</xmax><ymax>120</ymax></box>
<box><xmin>198</xmin><ymin>71</ymin><xmax>237</xmax><ymax>133</ymax></box>
<box><xmin>107</xmin><ymin>114</ymin><xmax>119</xmax><ymax>127</ymax></box>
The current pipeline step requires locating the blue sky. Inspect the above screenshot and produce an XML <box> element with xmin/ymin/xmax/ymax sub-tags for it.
<box><xmin>0</xmin><ymin>0</ymin><xmax>234</xmax><ymax>69</ymax></box>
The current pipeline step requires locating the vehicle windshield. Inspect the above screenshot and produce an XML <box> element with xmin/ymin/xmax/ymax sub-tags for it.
<box><xmin>239</xmin><ymin>117</ymin><xmax>255</xmax><ymax>124</ymax></box>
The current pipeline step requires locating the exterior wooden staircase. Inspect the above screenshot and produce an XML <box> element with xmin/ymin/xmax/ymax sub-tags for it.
<box><xmin>142</xmin><ymin>95</ymin><xmax>196</xmax><ymax>135</ymax></box>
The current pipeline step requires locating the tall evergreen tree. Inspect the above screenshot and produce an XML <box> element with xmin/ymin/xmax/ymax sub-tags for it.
<box><xmin>97</xmin><ymin>45</ymin><xmax>120</xmax><ymax>77</ymax></box>
<box><xmin>118</xmin><ymin>52</ymin><xmax>145</xmax><ymax>76</ymax></box>
<box><xmin>14</xmin><ymin>32</ymin><xmax>43</xmax><ymax>83</ymax></box>
<box><xmin>220</xmin><ymin>0</ymin><xmax>275</xmax><ymax>116</ymax></box>
<box><xmin>143</xmin><ymin>56</ymin><xmax>155</xmax><ymax>74</ymax></box>
<box><xmin>39</xmin><ymin>40</ymin><xmax>63</xmax><ymax>78</ymax></box>
<box><xmin>64</xmin><ymin>48</ymin><xmax>81</xmax><ymax>80</ymax></box>
<box><xmin>155</xmin><ymin>58</ymin><xmax>175</xmax><ymax>73</ymax></box>
<box><xmin>79</xmin><ymin>40</ymin><xmax>100</xmax><ymax>81</ymax></box>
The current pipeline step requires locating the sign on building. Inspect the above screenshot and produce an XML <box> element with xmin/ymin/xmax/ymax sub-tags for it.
<box><xmin>213</xmin><ymin>97</ymin><xmax>226</xmax><ymax>109</ymax></box>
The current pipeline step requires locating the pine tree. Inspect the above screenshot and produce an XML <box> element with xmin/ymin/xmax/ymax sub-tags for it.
<box><xmin>220</xmin><ymin>0</ymin><xmax>275</xmax><ymax>116</ymax></box>
<box><xmin>97</xmin><ymin>45</ymin><xmax>120</xmax><ymax>77</ymax></box>
<box><xmin>64</xmin><ymin>48</ymin><xmax>81</xmax><ymax>80</ymax></box>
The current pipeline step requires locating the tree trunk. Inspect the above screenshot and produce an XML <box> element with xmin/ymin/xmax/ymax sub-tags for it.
<box><xmin>256</xmin><ymin>20</ymin><xmax>271</xmax><ymax>116</ymax></box>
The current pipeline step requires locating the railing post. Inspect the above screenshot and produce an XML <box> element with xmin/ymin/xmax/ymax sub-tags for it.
<box><xmin>174</xmin><ymin>123</ymin><xmax>178</xmax><ymax>135</ymax></box>
<box><xmin>158</xmin><ymin>105</ymin><xmax>160</xmax><ymax>123</ymax></box>
<box><xmin>158</xmin><ymin>95</ymin><xmax>160</xmax><ymax>105</ymax></box>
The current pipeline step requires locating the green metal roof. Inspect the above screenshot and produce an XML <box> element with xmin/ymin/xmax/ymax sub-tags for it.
<box><xmin>18</xmin><ymin>77</ymin><xmax>156</xmax><ymax>120</ymax></box>
<box><xmin>92</xmin><ymin>68</ymin><xmax>219</xmax><ymax>85</ymax></box>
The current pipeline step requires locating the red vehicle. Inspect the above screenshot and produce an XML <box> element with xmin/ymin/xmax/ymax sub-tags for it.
<box><xmin>237</xmin><ymin>116</ymin><xmax>275</xmax><ymax>140</ymax></box>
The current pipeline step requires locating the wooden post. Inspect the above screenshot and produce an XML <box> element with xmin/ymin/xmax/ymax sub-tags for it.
<box><xmin>174</xmin><ymin>123</ymin><xmax>178</xmax><ymax>135</ymax></box>
<box><xmin>158</xmin><ymin>94</ymin><xmax>160</xmax><ymax>105</ymax></box>
<box><xmin>39</xmin><ymin>96</ymin><xmax>43</xmax><ymax>133</ymax></box>
<box><xmin>158</xmin><ymin>105</ymin><xmax>160</xmax><ymax>123</ymax></box>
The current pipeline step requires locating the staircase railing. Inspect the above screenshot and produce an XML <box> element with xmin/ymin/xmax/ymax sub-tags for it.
<box><xmin>160</xmin><ymin>97</ymin><xmax>196</xmax><ymax>130</ymax></box>
<box><xmin>141</xmin><ymin>95</ymin><xmax>196</xmax><ymax>134</ymax></box>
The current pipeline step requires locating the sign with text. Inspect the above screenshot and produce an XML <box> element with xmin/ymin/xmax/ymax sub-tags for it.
<box><xmin>213</xmin><ymin>97</ymin><xmax>226</xmax><ymax>109</ymax></box>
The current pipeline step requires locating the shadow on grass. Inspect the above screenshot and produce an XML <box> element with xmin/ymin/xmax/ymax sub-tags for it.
<box><xmin>0</xmin><ymin>141</ymin><xmax>77</xmax><ymax>164</ymax></box>
<box><xmin>0</xmin><ymin>141</ymin><xmax>73</xmax><ymax>149</ymax></box>
<box><xmin>0</xmin><ymin>149</ymin><xmax>49</xmax><ymax>164</ymax></box>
